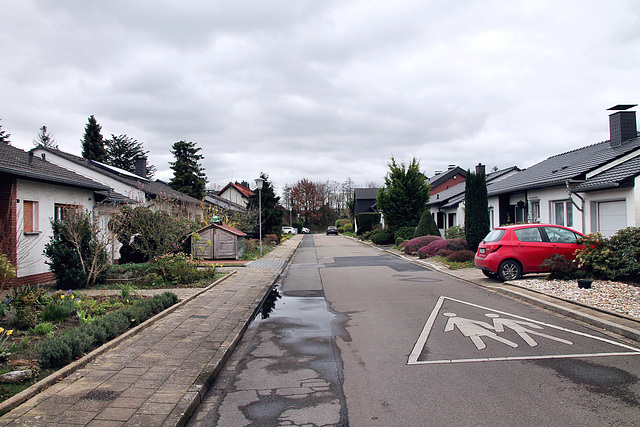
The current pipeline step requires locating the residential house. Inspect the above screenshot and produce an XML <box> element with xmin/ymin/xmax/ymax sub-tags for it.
<box><xmin>352</xmin><ymin>187</ymin><xmax>382</xmax><ymax>233</ymax></box>
<box><xmin>0</xmin><ymin>142</ymin><xmax>111</xmax><ymax>286</ymax></box>
<box><xmin>428</xmin><ymin>165</ymin><xmax>466</xmax><ymax>195</ymax></box>
<box><xmin>486</xmin><ymin>106</ymin><xmax>640</xmax><ymax>237</ymax></box>
<box><xmin>427</xmin><ymin>165</ymin><xmax>520</xmax><ymax>235</ymax></box>
<box><xmin>32</xmin><ymin>146</ymin><xmax>205</xmax><ymax>262</ymax></box>
<box><xmin>217</xmin><ymin>181</ymin><xmax>254</xmax><ymax>207</ymax></box>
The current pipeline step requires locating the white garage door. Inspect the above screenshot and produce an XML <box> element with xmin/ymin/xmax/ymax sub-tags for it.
<box><xmin>598</xmin><ymin>200</ymin><xmax>627</xmax><ymax>237</ymax></box>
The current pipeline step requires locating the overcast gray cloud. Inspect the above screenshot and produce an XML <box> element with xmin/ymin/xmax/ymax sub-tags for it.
<box><xmin>2</xmin><ymin>0</ymin><xmax>639</xmax><ymax>194</ymax></box>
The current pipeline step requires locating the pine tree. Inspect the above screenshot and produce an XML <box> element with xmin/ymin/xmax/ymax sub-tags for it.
<box><xmin>464</xmin><ymin>165</ymin><xmax>490</xmax><ymax>252</ymax></box>
<box><xmin>169</xmin><ymin>140</ymin><xmax>207</xmax><ymax>200</ymax></box>
<box><xmin>246</xmin><ymin>173</ymin><xmax>284</xmax><ymax>238</ymax></box>
<box><xmin>33</xmin><ymin>125</ymin><xmax>58</xmax><ymax>148</ymax></box>
<box><xmin>105</xmin><ymin>134</ymin><xmax>156</xmax><ymax>178</ymax></box>
<box><xmin>81</xmin><ymin>115</ymin><xmax>107</xmax><ymax>162</ymax></box>
<box><xmin>376</xmin><ymin>157</ymin><xmax>430</xmax><ymax>233</ymax></box>
<box><xmin>0</xmin><ymin>119</ymin><xmax>11</xmax><ymax>144</ymax></box>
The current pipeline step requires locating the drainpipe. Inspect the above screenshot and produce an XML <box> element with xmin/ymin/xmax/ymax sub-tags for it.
<box><xmin>566</xmin><ymin>180</ymin><xmax>586</xmax><ymax>234</ymax></box>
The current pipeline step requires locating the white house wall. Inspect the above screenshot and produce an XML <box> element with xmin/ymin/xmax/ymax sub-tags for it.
<box><xmin>219</xmin><ymin>188</ymin><xmax>248</xmax><ymax>207</ymax></box>
<box><xmin>16</xmin><ymin>179</ymin><xmax>94</xmax><ymax>278</ymax></box>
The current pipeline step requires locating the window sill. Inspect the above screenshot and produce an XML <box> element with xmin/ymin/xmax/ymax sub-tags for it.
<box><xmin>23</xmin><ymin>231</ymin><xmax>41</xmax><ymax>236</ymax></box>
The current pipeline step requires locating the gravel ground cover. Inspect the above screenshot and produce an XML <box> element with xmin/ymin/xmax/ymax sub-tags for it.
<box><xmin>511</xmin><ymin>278</ymin><xmax>640</xmax><ymax>321</ymax></box>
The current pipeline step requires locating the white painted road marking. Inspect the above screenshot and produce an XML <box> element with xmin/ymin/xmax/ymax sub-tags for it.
<box><xmin>408</xmin><ymin>296</ymin><xmax>640</xmax><ymax>365</ymax></box>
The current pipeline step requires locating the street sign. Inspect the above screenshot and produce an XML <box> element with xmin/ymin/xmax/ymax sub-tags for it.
<box><xmin>408</xmin><ymin>296</ymin><xmax>640</xmax><ymax>365</ymax></box>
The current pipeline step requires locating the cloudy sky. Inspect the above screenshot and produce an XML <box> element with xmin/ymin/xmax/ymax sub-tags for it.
<box><xmin>2</xmin><ymin>0</ymin><xmax>639</xmax><ymax>194</ymax></box>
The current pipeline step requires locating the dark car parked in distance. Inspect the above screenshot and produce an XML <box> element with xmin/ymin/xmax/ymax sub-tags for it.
<box><xmin>326</xmin><ymin>226</ymin><xmax>339</xmax><ymax>235</ymax></box>
<box><xmin>474</xmin><ymin>223</ymin><xmax>584</xmax><ymax>281</ymax></box>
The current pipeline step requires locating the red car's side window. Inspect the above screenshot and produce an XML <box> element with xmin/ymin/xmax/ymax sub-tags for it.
<box><xmin>513</xmin><ymin>227</ymin><xmax>543</xmax><ymax>242</ymax></box>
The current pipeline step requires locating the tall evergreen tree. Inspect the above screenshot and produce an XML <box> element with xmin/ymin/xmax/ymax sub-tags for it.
<box><xmin>464</xmin><ymin>164</ymin><xmax>490</xmax><ymax>252</ymax></box>
<box><xmin>169</xmin><ymin>140</ymin><xmax>207</xmax><ymax>200</ymax></box>
<box><xmin>81</xmin><ymin>115</ymin><xmax>107</xmax><ymax>162</ymax></box>
<box><xmin>0</xmin><ymin>119</ymin><xmax>11</xmax><ymax>144</ymax></box>
<box><xmin>33</xmin><ymin>125</ymin><xmax>58</xmax><ymax>148</ymax></box>
<box><xmin>246</xmin><ymin>173</ymin><xmax>284</xmax><ymax>238</ymax></box>
<box><xmin>105</xmin><ymin>134</ymin><xmax>156</xmax><ymax>178</ymax></box>
<box><xmin>376</xmin><ymin>157</ymin><xmax>430</xmax><ymax>233</ymax></box>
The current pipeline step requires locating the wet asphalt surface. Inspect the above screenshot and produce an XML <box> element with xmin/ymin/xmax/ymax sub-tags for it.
<box><xmin>189</xmin><ymin>235</ymin><xmax>640</xmax><ymax>426</ymax></box>
<box><xmin>188</xmin><ymin>234</ymin><xmax>348</xmax><ymax>426</ymax></box>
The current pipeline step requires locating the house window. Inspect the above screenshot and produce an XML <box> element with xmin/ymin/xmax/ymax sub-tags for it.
<box><xmin>54</xmin><ymin>204</ymin><xmax>80</xmax><ymax>222</ymax></box>
<box><xmin>448</xmin><ymin>213</ymin><xmax>456</xmax><ymax>228</ymax></box>
<box><xmin>23</xmin><ymin>200</ymin><xmax>39</xmax><ymax>233</ymax></box>
<box><xmin>530</xmin><ymin>201</ymin><xmax>540</xmax><ymax>223</ymax></box>
<box><xmin>552</xmin><ymin>201</ymin><xmax>573</xmax><ymax>227</ymax></box>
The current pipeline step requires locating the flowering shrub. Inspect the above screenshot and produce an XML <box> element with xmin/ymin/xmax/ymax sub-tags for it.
<box><xmin>417</xmin><ymin>238</ymin><xmax>467</xmax><ymax>259</ymax></box>
<box><xmin>403</xmin><ymin>236</ymin><xmax>442</xmax><ymax>255</ymax></box>
<box><xmin>445</xmin><ymin>250</ymin><xmax>475</xmax><ymax>263</ymax></box>
<box><xmin>576</xmin><ymin>228</ymin><xmax>640</xmax><ymax>281</ymax></box>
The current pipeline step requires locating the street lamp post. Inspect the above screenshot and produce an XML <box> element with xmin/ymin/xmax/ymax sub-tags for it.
<box><xmin>254</xmin><ymin>177</ymin><xmax>265</xmax><ymax>257</ymax></box>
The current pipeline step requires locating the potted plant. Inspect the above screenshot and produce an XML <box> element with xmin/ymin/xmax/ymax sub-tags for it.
<box><xmin>575</xmin><ymin>269</ymin><xmax>593</xmax><ymax>289</ymax></box>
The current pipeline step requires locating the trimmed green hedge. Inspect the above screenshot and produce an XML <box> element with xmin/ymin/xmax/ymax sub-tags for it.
<box><xmin>355</xmin><ymin>213</ymin><xmax>381</xmax><ymax>235</ymax></box>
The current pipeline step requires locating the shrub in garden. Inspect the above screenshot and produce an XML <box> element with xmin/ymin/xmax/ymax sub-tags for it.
<box><xmin>336</xmin><ymin>219</ymin><xmax>351</xmax><ymax>228</ymax></box>
<box><xmin>445</xmin><ymin>225</ymin><xmax>465</xmax><ymax>239</ymax></box>
<box><xmin>43</xmin><ymin>210</ymin><xmax>109</xmax><ymax>288</ymax></box>
<box><xmin>539</xmin><ymin>254</ymin><xmax>577</xmax><ymax>280</ymax></box>
<box><xmin>575</xmin><ymin>228</ymin><xmax>640</xmax><ymax>281</ymax></box>
<box><xmin>403</xmin><ymin>235</ymin><xmax>442</xmax><ymax>255</ymax></box>
<box><xmin>395</xmin><ymin>237</ymin><xmax>405</xmax><ymax>248</ymax></box>
<box><xmin>153</xmin><ymin>252</ymin><xmax>200</xmax><ymax>284</ymax></box>
<box><xmin>417</xmin><ymin>238</ymin><xmax>467</xmax><ymax>259</ymax></box>
<box><xmin>0</xmin><ymin>253</ymin><xmax>17</xmax><ymax>288</ymax></box>
<box><xmin>370</xmin><ymin>229</ymin><xmax>394</xmax><ymax>245</ymax></box>
<box><xmin>263</xmin><ymin>234</ymin><xmax>278</xmax><ymax>246</ymax></box>
<box><xmin>414</xmin><ymin>210</ymin><xmax>441</xmax><ymax>238</ymax></box>
<box><xmin>436</xmin><ymin>249</ymin><xmax>454</xmax><ymax>259</ymax></box>
<box><xmin>64</xmin><ymin>329</ymin><xmax>95</xmax><ymax>359</ymax></box>
<box><xmin>38</xmin><ymin>336</ymin><xmax>72</xmax><ymax>369</ymax></box>
<box><xmin>395</xmin><ymin>226</ymin><xmax>415</xmax><ymax>242</ymax></box>
<box><xmin>41</xmin><ymin>301</ymin><xmax>74</xmax><ymax>322</ymax></box>
<box><xmin>445</xmin><ymin>250</ymin><xmax>475</xmax><ymax>263</ymax></box>
<box><xmin>355</xmin><ymin>213</ymin><xmax>381</xmax><ymax>235</ymax></box>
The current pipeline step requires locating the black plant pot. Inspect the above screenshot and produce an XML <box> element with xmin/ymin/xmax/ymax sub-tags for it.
<box><xmin>577</xmin><ymin>279</ymin><xmax>593</xmax><ymax>289</ymax></box>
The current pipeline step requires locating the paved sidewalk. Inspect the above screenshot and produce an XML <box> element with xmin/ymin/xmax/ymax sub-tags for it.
<box><xmin>0</xmin><ymin>235</ymin><xmax>303</xmax><ymax>427</ymax></box>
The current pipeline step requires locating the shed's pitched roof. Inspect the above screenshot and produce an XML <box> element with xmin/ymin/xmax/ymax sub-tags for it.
<box><xmin>195</xmin><ymin>222</ymin><xmax>247</xmax><ymax>237</ymax></box>
<box><xmin>487</xmin><ymin>136</ymin><xmax>640</xmax><ymax>195</ymax></box>
<box><xmin>0</xmin><ymin>142</ymin><xmax>109</xmax><ymax>192</ymax></box>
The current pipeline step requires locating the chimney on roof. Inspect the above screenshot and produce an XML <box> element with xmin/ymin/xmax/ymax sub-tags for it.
<box><xmin>134</xmin><ymin>155</ymin><xmax>147</xmax><ymax>177</ymax></box>
<box><xmin>608</xmin><ymin>105</ymin><xmax>637</xmax><ymax>148</ymax></box>
<box><xmin>28</xmin><ymin>151</ymin><xmax>33</xmax><ymax>164</ymax></box>
<box><xmin>448</xmin><ymin>165</ymin><xmax>456</xmax><ymax>170</ymax></box>
<box><xmin>475</xmin><ymin>163</ymin><xmax>485</xmax><ymax>176</ymax></box>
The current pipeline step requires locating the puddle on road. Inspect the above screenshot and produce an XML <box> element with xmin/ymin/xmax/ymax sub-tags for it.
<box><xmin>195</xmin><ymin>285</ymin><xmax>349</xmax><ymax>426</ymax></box>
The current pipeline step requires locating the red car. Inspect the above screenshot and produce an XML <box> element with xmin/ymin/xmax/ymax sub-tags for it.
<box><xmin>474</xmin><ymin>224</ymin><xmax>585</xmax><ymax>281</ymax></box>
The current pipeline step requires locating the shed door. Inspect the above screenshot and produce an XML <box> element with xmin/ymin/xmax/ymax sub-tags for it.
<box><xmin>598</xmin><ymin>200</ymin><xmax>626</xmax><ymax>237</ymax></box>
<box><xmin>214</xmin><ymin>230</ymin><xmax>237</xmax><ymax>259</ymax></box>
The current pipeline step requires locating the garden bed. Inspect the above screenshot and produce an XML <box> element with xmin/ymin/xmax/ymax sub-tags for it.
<box><xmin>0</xmin><ymin>288</ymin><xmax>179</xmax><ymax>402</ymax></box>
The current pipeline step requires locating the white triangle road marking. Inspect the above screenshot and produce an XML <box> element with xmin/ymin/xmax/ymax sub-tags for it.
<box><xmin>408</xmin><ymin>295</ymin><xmax>640</xmax><ymax>365</ymax></box>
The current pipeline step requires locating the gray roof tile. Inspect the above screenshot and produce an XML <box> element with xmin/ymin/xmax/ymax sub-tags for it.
<box><xmin>0</xmin><ymin>142</ymin><xmax>109</xmax><ymax>191</ymax></box>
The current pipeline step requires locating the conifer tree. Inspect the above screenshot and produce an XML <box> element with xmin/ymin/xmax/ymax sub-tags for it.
<box><xmin>464</xmin><ymin>164</ymin><xmax>490</xmax><ymax>252</ymax></box>
<box><xmin>33</xmin><ymin>125</ymin><xmax>58</xmax><ymax>148</ymax></box>
<box><xmin>169</xmin><ymin>140</ymin><xmax>207</xmax><ymax>200</ymax></box>
<box><xmin>246</xmin><ymin>173</ymin><xmax>284</xmax><ymax>237</ymax></box>
<box><xmin>0</xmin><ymin>119</ymin><xmax>11</xmax><ymax>144</ymax></box>
<box><xmin>376</xmin><ymin>157</ymin><xmax>430</xmax><ymax>233</ymax></box>
<box><xmin>414</xmin><ymin>209</ymin><xmax>441</xmax><ymax>238</ymax></box>
<box><xmin>81</xmin><ymin>115</ymin><xmax>107</xmax><ymax>162</ymax></box>
<box><xmin>105</xmin><ymin>134</ymin><xmax>156</xmax><ymax>178</ymax></box>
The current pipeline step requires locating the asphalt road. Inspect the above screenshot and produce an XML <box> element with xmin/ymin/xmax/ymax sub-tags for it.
<box><xmin>190</xmin><ymin>234</ymin><xmax>640</xmax><ymax>426</ymax></box>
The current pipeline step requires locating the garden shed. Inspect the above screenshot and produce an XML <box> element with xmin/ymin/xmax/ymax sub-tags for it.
<box><xmin>191</xmin><ymin>223</ymin><xmax>247</xmax><ymax>260</ymax></box>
